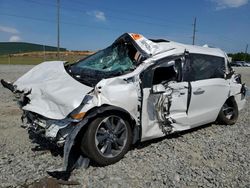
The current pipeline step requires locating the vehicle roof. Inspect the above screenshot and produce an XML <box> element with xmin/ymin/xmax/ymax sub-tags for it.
<box><xmin>156</xmin><ymin>41</ymin><xmax>226</xmax><ymax>58</ymax></box>
<box><xmin>126</xmin><ymin>33</ymin><xmax>226</xmax><ymax>58</ymax></box>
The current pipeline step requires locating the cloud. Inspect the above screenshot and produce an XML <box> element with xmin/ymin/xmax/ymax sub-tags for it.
<box><xmin>94</xmin><ymin>11</ymin><xmax>106</xmax><ymax>21</ymax></box>
<box><xmin>0</xmin><ymin>25</ymin><xmax>19</xmax><ymax>34</ymax></box>
<box><xmin>87</xmin><ymin>10</ymin><xmax>106</xmax><ymax>21</ymax></box>
<box><xmin>211</xmin><ymin>0</ymin><xmax>249</xmax><ymax>9</ymax></box>
<box><xmin>9</xmin><ymin>35</ymin><xmax>22</xmax><ymax>42</ymax></box>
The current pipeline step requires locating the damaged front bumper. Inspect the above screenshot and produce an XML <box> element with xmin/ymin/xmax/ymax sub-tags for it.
<box><xmin>1</xmin><ymin>79</ymin><xmax>90</xmax><ymax>175</ymax></box>
<box><xmin>1</xmin><ymin>79</ymin><xmax>81</xmax><ymax>147</ymax></box>
<box><xmin>22</xmin><ymin>111</ymin><xmax>77</xmax><ymax>147</ymax></box>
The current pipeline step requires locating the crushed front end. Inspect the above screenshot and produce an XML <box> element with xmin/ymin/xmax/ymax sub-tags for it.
<box><xmin>15</xmin><ymin>90</ymin><xmax>77</xmax><ymax>147</ymax></box>
<box><xmin>0</xmin><ymin>61</ymin><xmax>94</xmax><ymax>146</ymax></box>
<box><xmin>22</xmin><ymin>111</ymin><xmax>75</xmax><ymax>146</ymax></box>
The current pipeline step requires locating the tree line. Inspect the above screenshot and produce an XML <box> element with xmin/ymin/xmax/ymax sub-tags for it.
<box><xmin>228</xmin><ymin>52</ymin><xmax>250</xmax><ymax>62</ymax></box>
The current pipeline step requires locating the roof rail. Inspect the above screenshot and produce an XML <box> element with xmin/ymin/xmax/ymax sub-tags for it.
<box><xmin>149</xmin><ymin>39</ymin><xmax>170</xmax><ymax>43</ymax></box>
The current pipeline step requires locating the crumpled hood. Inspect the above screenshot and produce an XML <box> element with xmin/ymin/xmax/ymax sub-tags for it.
<box><xmin>14</xmin><ymin>61</ymin><xmax>93</xmax><ymax>119</ymax></box>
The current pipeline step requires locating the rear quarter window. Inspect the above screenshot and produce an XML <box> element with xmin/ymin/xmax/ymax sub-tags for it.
<box><xmin>183</xmin><ymin>54</ymin><xmax>225</xmax><ymax>81</ymax></box>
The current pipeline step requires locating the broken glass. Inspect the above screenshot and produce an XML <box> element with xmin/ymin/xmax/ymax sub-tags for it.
<box><xmin>67</xmin><ymin>43</ymin><xmax>136</xmax><ymax>86</ymax></box>
<box><xmin>75</xmin><ymin>44</ymin><xmax>135</xmax><ymax>72</ymax></box>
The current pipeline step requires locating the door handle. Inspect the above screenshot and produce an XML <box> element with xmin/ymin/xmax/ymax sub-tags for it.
<box><xmin>193</xmin><ymin>88</ymin><xmax>205</xmax><ymax>95</ymax></box>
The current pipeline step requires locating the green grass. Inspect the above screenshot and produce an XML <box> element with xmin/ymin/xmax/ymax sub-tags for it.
<box><xmin>0</xmin><ymin>55</ymin><xmax>86</xmax><ymax>65</ymax></box>
<box><xmin>0</xmin><ymin>56</ymin><xmax>44</xmax><ymax>65</ymax></box>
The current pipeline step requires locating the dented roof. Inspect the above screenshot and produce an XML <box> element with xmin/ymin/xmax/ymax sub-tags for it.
<box><xmin>127</xmin><ymin>33</ymin><xmax>226</xmax><ymax>58</ymax></box>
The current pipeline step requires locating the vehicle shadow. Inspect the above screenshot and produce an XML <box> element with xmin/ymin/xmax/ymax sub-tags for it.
<box><xmin>90</xmin><ymin>123</ymin><xmax>213</xmax><ymax>168</ymax></box>
<box><xmin>26</xmin><ymin>122</ymin><xmax>213</xmax><ymax>169</ymax></box>
<box><xmin>133</xmin><ymin>123</ymin><xmax>212</xmax><ymax>150</ymax></box>
<box><xmin>28</xmin><ymin>130</ymin><xmax>63</xmax><ymax>157</ymax></box>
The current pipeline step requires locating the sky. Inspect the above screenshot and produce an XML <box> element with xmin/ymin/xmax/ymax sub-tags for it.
<box><xmin>0</xmin><ymin>0</ymin><xmax>249</xmax><ymax>53</ymax></box>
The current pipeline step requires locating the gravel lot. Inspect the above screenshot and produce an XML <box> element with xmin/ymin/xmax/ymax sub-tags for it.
<box><xmin>0</xmin><ymin>65</ymin><xmax>249</xmax><ymax>187</ymax></box>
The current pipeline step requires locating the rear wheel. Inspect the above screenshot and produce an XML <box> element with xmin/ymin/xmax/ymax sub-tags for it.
<box><xmin>217</xmin><ymin>98</ymin><xmax>239</xmax><ymax>125</ymax></box>
<box><xmin>80</xmin><ymin>112</ymin><xmax>132</xmax><ymax>166</ymax></box>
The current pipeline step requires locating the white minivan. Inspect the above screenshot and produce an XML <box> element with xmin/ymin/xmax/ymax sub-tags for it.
<box><xmin>1</xmin><ymin>33</ymin><xmax>246</xmax><ymax>169</ymax></box>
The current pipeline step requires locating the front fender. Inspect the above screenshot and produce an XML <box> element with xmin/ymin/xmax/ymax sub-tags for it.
<box><xmin>63</xmin><ymin>105</ymin><xmax>137</xmax><ymax>172</ymax></box>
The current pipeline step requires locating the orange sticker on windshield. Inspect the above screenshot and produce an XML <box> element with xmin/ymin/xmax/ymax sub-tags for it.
<box><xmin>131</xmin><ymin>33</ymin><xmax>142</xmax><ymax>40</ymax></box>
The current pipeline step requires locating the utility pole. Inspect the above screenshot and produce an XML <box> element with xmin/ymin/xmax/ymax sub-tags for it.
<box><xmin>8</xmin><ymin>54</ymin><xmax>11</xmax><ymax>65</ymax></box>
<box><xmin>43</xmin><ymin>45</ymin><xmax>46</xmax><ymax>61</ymax></box>
<box><xmin>192</xmin><ymin>17</ymin><xmax>197</xmax><ymax>45</ymax></box>
<box><xmin>244</xmin><ymin>44</ymin><xmax>248</xmax><ymax>62</ymax></box>
<box><xmin>57</xmin><ymin>0</ymin><xmax>60</xmax><ymax>59</ymax></box>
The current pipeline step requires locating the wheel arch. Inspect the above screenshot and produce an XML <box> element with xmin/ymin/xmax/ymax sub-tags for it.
<box><xmin>218</xmin><ymin>94</ymin><xmax>236</xmax><ymax>111</ymax></box>
<box><xmin>223</xmin><ymin>95</ymin><xmax>238</xmax><ymax>110</ymax></box>
<box><xmin>74</xmin><ymin>104</ymin><xmax>139</xmax><ymax>145</ymax></box>
<box><xmin>216</xmin><ymin>95</ymin><xmax>239</xmax><ymax>125</ymax></box>
<box><xmin>62</xmin><ymin>104</ymin><xmax>139</xmax><ymax>171</ymax></box>
<box><xmin>219</xmin><ymin>95</ymin><xmax>237</xmax><ymax>114</ymax></box>
<box><xmin>225</xmin><ymin>95</ymin><xmax>236</xmax><ymax>104</ymax></box>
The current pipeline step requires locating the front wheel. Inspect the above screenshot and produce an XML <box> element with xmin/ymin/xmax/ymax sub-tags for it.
<box><xmin>217</xmin><ymin>98</ymin><xmax>239</xmax><ymax>125</ymax></box>
<box><xmin>80</xmin><ymin>112</ymin><xmax>132</xmax><ymax>166</ymax></box>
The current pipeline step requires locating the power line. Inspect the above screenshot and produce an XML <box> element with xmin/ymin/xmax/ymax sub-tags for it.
<box><xmin>0</xmin><ymin>12</ymin><xmax>149</xmax><ymax>34</ymax></box>
<box><xmin>1</xmin><ymin>12</ymin><xmax>193</xmax><ymax>43</ymax></box>
<box><xmin>197</xmin><ymin>29</ymin><xmax>247</xmax><ymax>47</ymax></box>
<box><xmin>1</xmin><ymin>11</ymin><xmax>243</xmax><ymax>49</ymax></box>
<box><xmin>23</xmin><ymin>0</ymin><xmax>56</xmax><ymax>6</ymax></box>
<box><xmin>70</xmin><ymin>0</ymin><xmax>188</xmax><ymax>26</ymax></box>
<box><xmin>0</xmin><ymin>12</ymin><xmax>56</xmax><ymax>23</ymax></box>
<box><xmin>20</xmin><ymin>0</ymin><xmax>191</xmax><ymax>30</ymax></box>
<box><xmin>3</xmin><ymin>0</ymin><xmax>248</xmax><ymax>50</ymax></box>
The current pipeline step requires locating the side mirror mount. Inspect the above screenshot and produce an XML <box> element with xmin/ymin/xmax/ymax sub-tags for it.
<box><xmin>224</xmin><ymin>69</ymin><xmax>235</xmax><ymax>79</ymax></box>
<box><xmin>151</xmin><ymin>84</ymin><xmax>166</xmax><ymax>94</ymax></box>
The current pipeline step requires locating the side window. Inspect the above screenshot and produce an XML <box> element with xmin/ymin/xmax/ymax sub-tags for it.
<box><xmin>183</xmin><ymin>54</ymin><xmax>225</xmax><ymax>81</ymax></box>
<box><xmin>152</xmin><ymin>59</ymin><xmax>182</xmax><ymax>85</ymax></box>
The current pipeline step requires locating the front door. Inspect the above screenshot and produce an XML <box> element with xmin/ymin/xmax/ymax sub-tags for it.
<box><xmin>140</xmin><ymin>57</ymin><xmax>190</xmax><ymax>141</ymax></box>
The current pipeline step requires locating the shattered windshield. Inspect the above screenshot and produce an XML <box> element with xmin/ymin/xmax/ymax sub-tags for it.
<box><xmin>67</xmin><ymin>43</ymin><xmax>137</xmax><ymax>86</ymax></box>
<box><xmin>76</xmin><ymin>44</ymin><xmax>135</xmax><ymax>72</ymax></box>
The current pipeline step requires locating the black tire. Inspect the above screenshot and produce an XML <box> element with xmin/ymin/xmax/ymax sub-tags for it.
<box><xmin>80</xmin><ymin>112</ymin><xmax>132</xmax><ymax>166</ymax></box>
<box><xmin>217</xmin><ymin>97</ymin><xmax>239</xmax><ymax>125</ymax></box>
